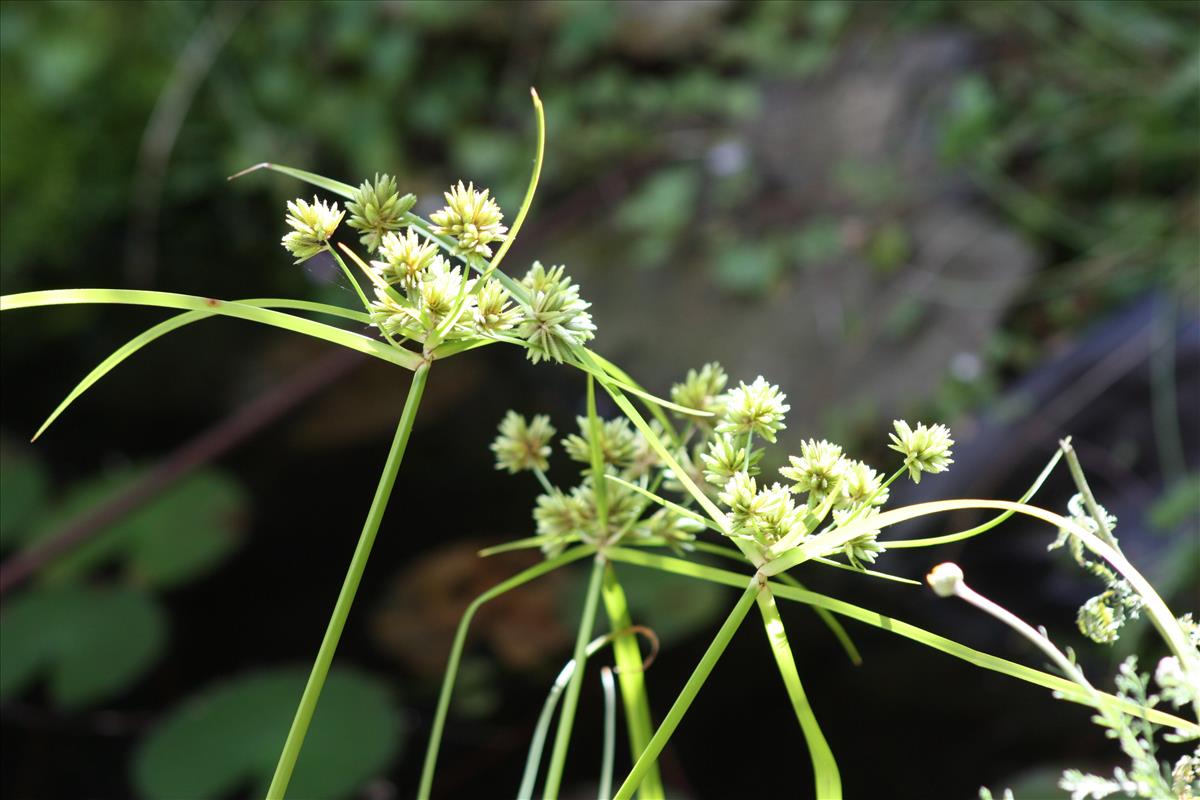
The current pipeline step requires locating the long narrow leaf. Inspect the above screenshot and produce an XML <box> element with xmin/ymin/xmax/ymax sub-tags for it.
<box><xmin>601</xmin><ymin>565</ymin><xmax>664</xmax><ymax>800</ymax></box>
<box><xmin>1</xmin><ymin>290</ymin><xmax>420</xmax><ymax>372</ymax></box>
<box><xmin>602</xmin><ymin>547</ymin><xmax>1198</xmax><ymax>734</ymax></box>
<box><xmin>757</xmin><ymin>589</ymin><xmax>841</xmax><ymax>798</ymax></box>
<box><xmin>689</xmin><ymin>541</ymin><xmax>862</xmax><ymax>666</ymax></box>
<box><xmin>24</xmin><ymin>297</ymin><xmax>373</xmax><ymax>441</ymax></box>
<box><xmin>418</xmin><ymin>546</ymin><xmax>597</xmax><ymax>800</ymax></box>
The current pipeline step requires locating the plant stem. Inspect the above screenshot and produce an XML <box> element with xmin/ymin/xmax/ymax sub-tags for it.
<box><xmin>418</xmin><ymin>546</ymin><xmax>597</xmax><ymax>800</ymax></box>
<box><xmin>613</xmin><ymin>580</ymin><xmax>761</xmax><ymax>800</ymax></box>
<box><xmin>543</xmin><ymin>555</ymin><xmax>607</xmax><ymax>798</ymax></box>
<box><xmin>599</xmin><ymin>667</ymin><xmax>617</xmax><ymax>800</ymax></box>
<box><xmin>756</xmin><ymin>589</ymin><xmax>841</xmax><ymax>798</ymax></box>
<box><xmin>266</xmin><ymin>361</ymin><xmax>430</xmax><ymax>800</ymax></box>
<box><xmin>601</xmin><ymin>565</ymin><xmax>664</xmax><ymax>799</ymax></box>
<box><xmin>1059</xmin><ymin>439</ymin><xmax>1119</xmax><ymax>550</ymax></box>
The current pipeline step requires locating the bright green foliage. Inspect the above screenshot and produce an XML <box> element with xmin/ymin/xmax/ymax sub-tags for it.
<box><xmin>134</xmin><ymin>668</ymin><xmax>403</xmax><ymax>800</ymax></box>
<box><xmin>0</xmin><ymin>584</ymin><xmax>165</xmax><ymax>708</ymax></box>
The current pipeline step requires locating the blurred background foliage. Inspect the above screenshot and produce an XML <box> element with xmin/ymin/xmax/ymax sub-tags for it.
<box><xmin>1</xmin><ymin>1</ymin><xmax>1197</xmax><ymax>798</ymax></box>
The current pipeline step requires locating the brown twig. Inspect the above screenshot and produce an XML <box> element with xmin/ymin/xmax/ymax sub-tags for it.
<box><xmin>0</xmin><ymin>347</ymin><xmax>362</xmax><ymax>596</ymax></box>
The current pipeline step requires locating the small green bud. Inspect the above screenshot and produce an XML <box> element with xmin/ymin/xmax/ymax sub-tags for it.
<box><xmin>474</xmin><ymin>278</ymin><xmax>520</xmax><ymax>336</ymax></box>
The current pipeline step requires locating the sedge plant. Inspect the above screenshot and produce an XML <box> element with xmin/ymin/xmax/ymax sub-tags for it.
<box><xmin>1</xmin><ymin>90</ymin><xmax>1196</xmax><ymax>799</ymax></box>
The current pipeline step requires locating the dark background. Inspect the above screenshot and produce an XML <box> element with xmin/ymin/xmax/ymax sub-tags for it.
<box><xmin>1</xmin><ymin>1</ymin><xmax>1197</xmax><ymax>798</ymax></box>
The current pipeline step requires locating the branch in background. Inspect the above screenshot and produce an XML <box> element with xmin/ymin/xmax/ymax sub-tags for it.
<box><xmin>0</xmin><ymin>348</ymin><xmax>361</xmax><ymax>595</ymax></box>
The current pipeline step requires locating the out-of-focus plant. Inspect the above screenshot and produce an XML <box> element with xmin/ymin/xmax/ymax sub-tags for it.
<box><xmin>5</xmin><ymin>89</ymin><xmax>1196</xmax><ymax>800</ymax></box>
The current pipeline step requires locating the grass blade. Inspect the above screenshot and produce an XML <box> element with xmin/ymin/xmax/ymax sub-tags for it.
<box><xmin>612</xmin><ymin>580</ymin><xmax>761</xmax><ymax>800</ymax></box>
<box><xmin>518</xmin><ymin>634</ymin><xmax>613</xmax><ymax>800</ymax></box>
<box><xmin>756</xmin><ymin>589</ymin><xmax>841</xmax><ymax>798</ymax></box>
<box><xmin>688</xmin><ymin>541</ymin><xmax>862</xmax><ymax>666</ymax></box>
<box><xmin>602</xmin><ymin>546</ymin><xmax>1198</xmax><ymax>734</ymax></box>
<box><xmin>601</xmin><ymin>565</ymin><xmax>664</xmax><ymax>799</ymax></box>
<box><xmin>418</xmin><ymin>545</ymin><xmax>597</xmax><ymax>800</ymax></box>
<box><xmin>228</xmin><ymin>162</ymin><xmax>357</xmax><ymax>198</ymax></box>
<box><xmin>599</xmin><ymin>667</ymin><xmax>617</xmax><ymax>800</ymax></box>
<box><xmin>23</xmin><ymin>297</ymin><xmax>372</xmax><ymax>441</ymax></box>
<box><xmin>543</xmin><ymin>555</ymin><xmax>606</xmax><ymax>799</ymax></box>
<box><xmin>1</xmin><ymin>289</ymin><xmax>420</xmax><ymax>372</ymax></box>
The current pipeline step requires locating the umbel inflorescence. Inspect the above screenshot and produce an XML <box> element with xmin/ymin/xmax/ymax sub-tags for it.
<box><xmin>492</xmin><ymin>361</ymin><xmax>955</xmax><ymax>570</ymax></box>
<box><xmin>281</xmin><ymin>175</ymin><xmax>594</xmax><ymax>360</ymax></box>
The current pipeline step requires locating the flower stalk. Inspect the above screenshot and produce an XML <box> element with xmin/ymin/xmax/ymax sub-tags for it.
<box><xmin>266</xmin><ymin>361</ymin><xmax>430</xmax><ymax>799</ymax></box>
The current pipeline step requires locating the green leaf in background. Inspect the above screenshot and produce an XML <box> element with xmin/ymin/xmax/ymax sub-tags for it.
<box><xmin>0</xmin><ymin>437</ymin><xmax>50</xmax><ymax>550</ymax></box>
<box><xmin>0</xmin><ymin>584</ymin><xmax>166</xmax><ymax>708</ymax></box>
<box><xmin>29</xmin><ymin>468</ymin><xmax>247</xmax><ymax>589</ymax></box>
<box><xmin>133</xmin><ymin>668</ymin><xmax>404</xmax><ymax>800</ymax></box>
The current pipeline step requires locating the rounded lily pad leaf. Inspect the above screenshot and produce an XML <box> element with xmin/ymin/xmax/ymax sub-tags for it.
<box><xmin>133</xmin><ymin>667</ymin><xmax>404</xmax><ymax>800</ymax></box>
<box><xmin>0</xmin><ymin>584</ymin><xmax>166</xmax><ymax>708</ymax></box>
<box><xmin>32</xmin><ymin>468</ymin><xmax>247</xmax><ymax>589</ymax></box>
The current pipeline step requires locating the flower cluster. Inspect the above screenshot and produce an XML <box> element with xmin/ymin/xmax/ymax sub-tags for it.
<box><xmin>491</xmin><ymin>412</ymin><xmax>555</xmax><ymax>474</ymax></box>
<box><xmin>888</xmin><ymin>420</ymin><xmax>954</xmax><ymax>483</ymax></box>
<box><xmin>515</xmin><ymin>262</ymin><xmax>596</xmax><ymax>364</ymax></box>
<box><xmin>346</xmin><ymin>173</ymin><xmax>415</xmax><ymax>253</ymax></box>
<box><xmin>715</xmin><ymin>376</ymin><xmax>789</xmax><ymax>443</ymax></box>
<box><xmin>491</xmin><ymin>409</ymin><xmax>696</xmax><ymax>557</ymax></box>
<box><xmin>281</xmin><ymin>197</ymin><xmax>345</xmax><ymax>263</ymax></box>
<box><xmin>429</xmin><ymin>181</ymin><xmax>508</xmax><ymax>259</ymax></box>
<box><xmin>282</xmin><ymin>178</ymin><xmax>598</xmax><ymax>363</ymax></box>
<box><xmin>670</xmin><ymin>362</ymin><xmax>728</xmax><ymax>422</ymax></box>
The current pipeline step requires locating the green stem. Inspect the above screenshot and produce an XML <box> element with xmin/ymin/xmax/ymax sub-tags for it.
<box><xmin>601</xmin><ymin>565</ymin><xmax>664</xmax><ymax>799</ymax></box>
<box><xmin>756</xmin><ymin>589</ymin><xmax>841</xmax><ymax>798</ymax></box>
<box><xmin>267</xmin><ymin>361</ymin><xmax>430</xmax><ymax>800</ymax></box>
<box><xmin>613</xmin><ymin>580</ymin><xmax>761</xmax><ymax>800</ymax></box>
<box><xmin>599</xmin><ymin>666</ymin><xmax>617</xmax><ymax>800</ymax></box>
<box><xmin>1059</xmin><ymin>439</ymin><xmax>1119</xmax><ymax>550</ymax></box>
<box><xmin>418</xmin><ymin>545</ymin><xmax>597</xmax><ymax>800</ymax></box>
<box><xmin>543</xmin><ymin>555</ymin><xmax>607</xmax><ymax>798</ymax></box>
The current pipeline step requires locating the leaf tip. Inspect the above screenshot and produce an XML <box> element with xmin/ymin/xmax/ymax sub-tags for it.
<box><xmin>227</xmin><ymin>162</ymin><xmax>271</xmax><ymax>182</ymax></box>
